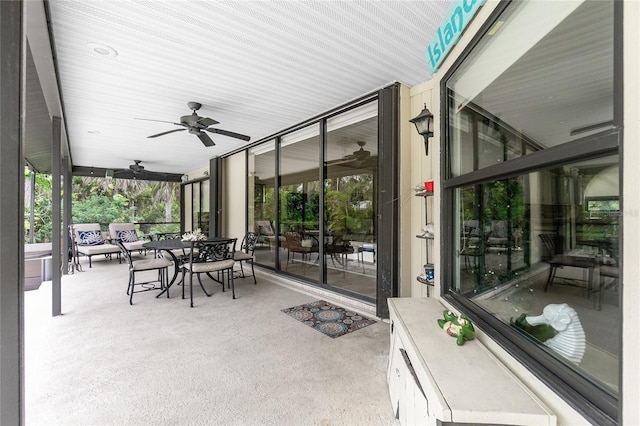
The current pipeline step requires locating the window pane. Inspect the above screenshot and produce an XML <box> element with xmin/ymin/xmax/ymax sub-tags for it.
<box><xmin>447</xmin><ymin>0</ymin><xmax>613</xmax><ymax>177</ymax></box>
<box><xmin>200</xmin><ymin>180</ymin><xmax>209</xmax><ymax>235</ymax></box>
<box><xmin>191</xmin><ymin>183</ymin><xmax>200</xmax><ymax>233</ymax></box>
<box><xmin>325</xmin><ymin>101</ymin><xmax>378</xmax><ymax>299</ymax></box>
<box><xmin>452</xmin><ymin>155</ymin><xmax>619</xmax><ymax>394</ymax></box>
<box><xmin>279</xmin><ymin>126</ymin><xmax>320</xmax><ymax>281</ymax></box>
<box><xmin>445</xmin><ymin>0</ymin><xmax>619</xmax><ymax>418</ymax></box>
<box><xmin>249</xmin><ymin>141</ymin><xmax>276</xmax><ymax>269</ymax></box>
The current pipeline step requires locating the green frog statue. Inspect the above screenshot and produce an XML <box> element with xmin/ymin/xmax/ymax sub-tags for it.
<box><xmin>437</xmin><ymin>310</ymin><xmax>475</xmax><ymax>345</ymax></box>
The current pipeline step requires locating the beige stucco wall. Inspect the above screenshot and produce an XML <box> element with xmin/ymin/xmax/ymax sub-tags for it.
<box><xmin>223</xmin><ymin>152</ymin><xmax>247</xmax><ymax>244</ymax></box>
<box><xmin>404</xmin><ymin>0</ymin><xmax>640</xmax><ymax>423</ymax></box>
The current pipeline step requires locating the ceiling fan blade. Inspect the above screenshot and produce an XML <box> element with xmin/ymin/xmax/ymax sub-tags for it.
<box><xmin>205</xmin><ymin>128</ymin><xmax>251</xmax><ymax>141</ymax></box>
<box><xmin>197</xmin><ymin>117</ymin><xmax>219</xmax><ymax>127</ymax></box>
<box><xmin>148</xmin><ymin>128</ymin><xmax>186</xmax><ymax>138</ymax></box>
<box><xmin>569</xmin><ymin>120</ymin><xmax>614</xmax><ymax>136</ymax></box>
<box><xmin>197</xmin><ymin>132</ymin><xmax>215</xmax><ymax>147</ymax></box>
<box><xmin>135</xmin><ymin>117</ymin><xmax>177</xmax><ymax>124</ymax></box>
<box><xmin>326</xmin><ymin>157</ymin><xmax>352</xmax><ymax>166</ymax></box>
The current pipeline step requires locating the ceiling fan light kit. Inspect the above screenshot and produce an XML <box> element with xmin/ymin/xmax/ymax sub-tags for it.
<box><xmin>140</xmin><ymin>101</ymin><xmax>250</xmax><ymax>147</ymax></box>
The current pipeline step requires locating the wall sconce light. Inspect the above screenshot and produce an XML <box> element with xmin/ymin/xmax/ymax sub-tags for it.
<box><xmin>409</xmin><ymin>104</ymin><xmax>434</xmax><ymax>156</ymax></box>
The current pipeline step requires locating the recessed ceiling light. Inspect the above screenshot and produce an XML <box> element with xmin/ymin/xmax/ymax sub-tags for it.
<box><xmin>87</xmin><ymin>42</ymin><xmax>118</xmax><ymax>58</ymax></box>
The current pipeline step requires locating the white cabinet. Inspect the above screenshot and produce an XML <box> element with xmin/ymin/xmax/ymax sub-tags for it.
<box><xmin>387</xmin><ymin>297</ymin><xmax>556</xmax><ymax>426</ymax></box>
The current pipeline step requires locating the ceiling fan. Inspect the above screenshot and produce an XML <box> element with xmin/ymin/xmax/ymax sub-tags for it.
<box><xmin>137</xmin><ymin>101</ymin><xmax>251</xmax><ymax>147</ymax></box>
<box><xmin>327</xmin><ymin>141</ymin><xmax>373</xmax><ymax>167</ymax></box>
<box><xmin>129</xmin><ymin>159</ymin><xmax>145</xmax><ymax>173</ymax></box>
<box><xmin>112</xmin><ymin>160</ymin><xmax>168</xmax><ymax>181</ymax></box>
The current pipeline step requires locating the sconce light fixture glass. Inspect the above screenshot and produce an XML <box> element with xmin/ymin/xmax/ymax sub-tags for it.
<box><xmin>409</xmin><ymin>104</ymin><xmax>434</xmax><ymax>155</ymax></box>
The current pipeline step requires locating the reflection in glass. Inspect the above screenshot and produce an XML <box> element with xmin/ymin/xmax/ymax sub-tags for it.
<box><xmin>249</xmin><ymin>102</ymin><xmax>379</xmax><ymax>303</ymax></box>
<box><xmin>249</xmin><ymin>141</ymin><xmax>276</xmax><ymax>269</ymax></box>
<box><xmin>200</xmin><ymin>180</ymin><xmax>209</xmax><ymax>235</ymax></box>
<box><xmin>445</xmin><ymin>0</ymin><xmax>618</xmax><ymax>405</ymax></box>
<box><xmin>453</xmin><ymin>155</ymin><xmax>619</xmax><ymax>394</ymax></box>
<box><xmin>324</xmin><ymin>102</ymin><xmax>378</xmax><ymax>300</ymax></box>
<box><xmin>447</xmin><ymin>0</ymin><xmax>613</xmax><ymax>177</ymax></box>
<box><xmin>192</xmin><ymin>182</ymin><xmax>200</xmax><ymax>233</ymax></box>
<box><xmin>279</xmin><ymin>127</ymin><xmax>320</xmax><ymax>281</ymax></box>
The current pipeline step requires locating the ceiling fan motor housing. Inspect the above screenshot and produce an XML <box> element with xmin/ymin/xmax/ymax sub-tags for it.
<box><xmin>187</xmin><ymin>101</ymin><xmax>202</xmax><ymax>111</ymax></box>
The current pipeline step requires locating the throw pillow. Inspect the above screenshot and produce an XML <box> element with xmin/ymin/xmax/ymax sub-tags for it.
<box><xmin>116</xmin><ymin>229</ymin><xmax>139</xmax><ymax>243</ymax></box>
<box><xmin>77</xmin><ymin>230</ymin><xmax>104</xmax><ymax>246</ymax></box>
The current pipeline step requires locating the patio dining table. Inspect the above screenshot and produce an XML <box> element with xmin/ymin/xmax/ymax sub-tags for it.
<box><xmin>143</xmin><ymin>237</ymin><xmax>231</xmax><ymax>298</ymax></box>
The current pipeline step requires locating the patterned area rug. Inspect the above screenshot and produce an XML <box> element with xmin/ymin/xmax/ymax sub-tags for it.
<box><xmin>281</xmin><ymin>300</ymin><xmax>376</xmax><ymax>338</ymax></box>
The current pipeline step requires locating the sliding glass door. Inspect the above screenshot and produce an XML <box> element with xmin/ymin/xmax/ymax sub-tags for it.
<box><xmin>279</xmin><ymin>126</ymin><xmax>320</xmax><ymax>281</ymax></box>
<box><xmin>324</xmin><ymin>102</ymin><xmax>378</xmax><ymax>301</ymax></box>
<box><xmin>246</xmin><ymin>95</ymin><xmax>386</xmax><ymax>307</ymax></box>
<box><xmin>182</xmin><ymin>178</ymin><xmax>209</xmax><ymax>235</ymax></box>
<box><xmin>249</xmin><ymin>141</ymin><xmax>277</xmax><ymax>269</ymax></box>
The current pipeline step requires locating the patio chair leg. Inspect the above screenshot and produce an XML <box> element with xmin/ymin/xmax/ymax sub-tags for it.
<box><xmin>129</xmin><ymin>272</ymin><xmax>135</xmax><ymax>305</ymax></box>
<box><xmin>230</xmin><ymin>270</ymin><xmax>236</xmax><ymax>299</ymax></box>
<box><xmin>251</xmin><ymin>261</ymin><xmax>256</xmax><ymax>285</ymax></box>
<box><xmin>163</xmin><ymin>267</ymin><xmax>169</xmax><ymax>298</ymax></box>
<box><xmin>182</xmin><ymin>269</ymin><xmax>186</xmax><ymax>300</ymax></box>
<box><xmin>197</xmin><ymin>273</ymin><xmax>212</xmax><ymax>297</ymax></box>
<box><xmin>190</xmin><ymin>270</ymin><xmax>194</xmax><ymax>308</ymax></box>
<box><xmin>544</xmin><ymin>265</ymin><xmax>558</xmax><ymax>292</ymax></box>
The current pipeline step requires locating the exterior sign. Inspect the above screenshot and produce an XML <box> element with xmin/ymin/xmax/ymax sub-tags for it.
<box><xmin>426</xmin><ymin>0</ymin><xmax>486</xmax><ymax>74</ymax></box>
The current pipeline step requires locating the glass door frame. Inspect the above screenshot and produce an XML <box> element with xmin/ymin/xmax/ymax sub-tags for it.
<box><xmin>239</xmin><ymin>83</ymin><xmax>401</xmax><ymax>318</ymax></box>
<box><xmin>181</xmin><ymin>176</ymin><xmax>210</xmax><ymax>235</ymax></box>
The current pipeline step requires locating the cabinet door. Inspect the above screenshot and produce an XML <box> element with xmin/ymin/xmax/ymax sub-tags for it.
<box><xmin>400</xmin><ymin>348</ymin><xmax>432</xmax><ymax>425</ymax></box>
<box><xmin>387</xmin><ymin>324</ymin><xmax>404</xmax><ymax>419</ymax></box>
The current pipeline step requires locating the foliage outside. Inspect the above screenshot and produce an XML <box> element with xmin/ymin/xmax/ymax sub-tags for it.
<box><xmin>25</xmin><ymin>168</ymin><xmax>181</xmax><ymax>242</ymax></box>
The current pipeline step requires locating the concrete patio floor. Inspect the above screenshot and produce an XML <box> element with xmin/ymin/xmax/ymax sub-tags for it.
<box><xmin>25</xmin><ymin>255</ymin><xmax>397</xmax><ymax>425</ymax></box>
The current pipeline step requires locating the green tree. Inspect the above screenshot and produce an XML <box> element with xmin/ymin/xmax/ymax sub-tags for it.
<box><xmin>25</xmin><ymin>171</ymin><xmax>182</xmax><ymax>242</ymax></box>
<box><xmin>24</xmin><ymin>169</ymin><xmax>53</xmax><ymax>242</ymax></box>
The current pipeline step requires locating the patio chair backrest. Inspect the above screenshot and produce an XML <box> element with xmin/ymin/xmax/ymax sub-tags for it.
<box><xmin>155</xmin><ymin>232</ymin><xmax>181</xmax><ymax>241</ymax></box>
<box><xmin>109</xmin><ymin>223</ymin><xmax>139</xmax><ymax>243</ymax></box>
<box><xmin>113</xmin><ymin>239</ymin><xmax>134</xmax><ymax>267</ymax></box>
<box><xmin>73</xmin><ymin>223</ymin><xmax>108</xmax><ymax>245</ymax></box>
<box><xmin>192</xmin><ymin>239</ymin><xmax>237</xmax><ymax>263</ymax></box>
<box><xmin>241</xmin><ymin>231</ymin><xmax>259</xmax><ymax>254</ymax></box>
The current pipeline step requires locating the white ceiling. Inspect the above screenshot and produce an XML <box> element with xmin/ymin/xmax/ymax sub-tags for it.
<box><xmin>26</xmin><ymin>0</ymin><xmax>451</xmax><ymax>176</ymax></box>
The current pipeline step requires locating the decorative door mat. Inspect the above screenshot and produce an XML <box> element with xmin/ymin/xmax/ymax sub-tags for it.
<box><xmin>281</xmin><ymin>300</ymin><xmax>376</xmax><ymax>338</ymax></box>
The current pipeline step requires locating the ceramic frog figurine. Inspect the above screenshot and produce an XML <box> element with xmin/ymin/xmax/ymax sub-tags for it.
<box><xmin>437</xmin><ymin>310</ymin><xmax>475</xmax><ymax>345</ymax></box>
